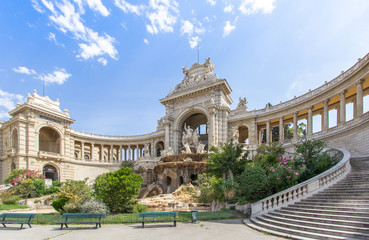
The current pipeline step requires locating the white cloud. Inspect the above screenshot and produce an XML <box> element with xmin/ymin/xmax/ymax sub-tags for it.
<box><xmin>224</xmin><ymin>4</ymin><xmax>234</xmax><ymax>13</ymax></box>
<box><xmin>181</xmin><ymin>20</ymin><xmax>194</xmax><ymax>35</ymax></box>
<box><xmin>206</xmin><ymin>0</ymin><xmax>216</xmax><ymax>6</ymax></box>
<box><xmin>97</xmin><ymin>57</ymin><xmax>108</xmax><ymax>65</ymax></box>
<box><xmin>12</xmin><ymin>66</ymin><xmax>36</xmax><ymax>75</ymax></box>
<box><xmin>38</xmin><ymin>0</ymin><xmax>117</xmax><ymax>63</ymax></box>
<box><xmin>189</xmin><ymin>36</ymin><xmax>200</xmax><ymax>48</ymax></box>
<box><xmin>144</xmin><ymin>38</ymin><xmax>149</xmax><ymax>44</ymax></box>
<box><xmin>38</xmin><ymin>68</ymin><xmax>71</xmax><ymax>85</ymax></box>
<box><xmin>145</xmin><ymin>0</ymin><xmax>179</xmax><ymax>34</ymax></box>
<box><xmin>0</xmin><ymin>89</ymin><xmax>24</xmax><ymax>120</ymax></box>
<box><xmin>239</xmin><ymin>0</ymin><xmax>276</xmax><ymax>15</ymax></box>
<box><xmin>114</xmin><ymin>0</ymin><xmax>144</xmax><ymax>15</ymax></box>
<box><xmin>31</xmin><ymin>0</ymin><xmax>44</xmax><ymax>13</ymax></box>
<box><xmin>47</xmin><ymin>32</ymin><xmax>65</xmax><ymax>47</ymax></box>
<box><xmin>85</xmin><ymin>0</ymin><xmax>110</xmax><ymax>16</ymax></box>
<box><xmin>223</xmin><ymin>20</ymin><xmax>236</xmax><ymax>37</ymax></box>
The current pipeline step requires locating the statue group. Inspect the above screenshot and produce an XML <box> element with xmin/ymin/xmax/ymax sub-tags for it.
<box><xmin>181</xmin><ymin>123</ymin><xmax>205</xmax><ymax>154</ymax></box>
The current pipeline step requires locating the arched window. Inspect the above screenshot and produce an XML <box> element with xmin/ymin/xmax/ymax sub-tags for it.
<box><xmin>74</xmin><ymin>152</ymin><xmax>78</xmax><ymax>159</ymax></box>
<box><xmin>11</xmin><ymin>129</ymin><xmax>18</xmax><ymax>151</ymax></box>
<box><xmin>84</xmin><ymin>155</ymin><xmax>89</xmax><ymax>160</ymax></box>
<box><xmin>39</xmin><ymin>127</ymin><xmax>61</xmax><ymax>154</ymax></box>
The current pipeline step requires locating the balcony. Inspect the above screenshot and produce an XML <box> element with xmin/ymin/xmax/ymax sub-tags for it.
<box><xmin>38</xmin><ymin>151</ymin><xmax>62</xmax><ymax>161</ymax></box>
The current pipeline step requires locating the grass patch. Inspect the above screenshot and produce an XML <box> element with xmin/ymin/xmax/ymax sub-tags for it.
<box><xmin>28</xmin><ymin>209</ymin><xmax>244</xmax><ymax>225</ymax></box>
<box><xmin>0</xmin><ymin>204</ymin><xmax>29</xmax><ymax>210</ymax></box>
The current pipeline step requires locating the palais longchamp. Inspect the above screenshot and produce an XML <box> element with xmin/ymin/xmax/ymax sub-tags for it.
<box><xmin>1</xmin><ymin>55</ymin><xmax>369</xmax><ymax>196</ymax></box>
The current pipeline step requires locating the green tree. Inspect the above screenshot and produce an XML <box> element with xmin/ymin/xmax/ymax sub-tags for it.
<box><xmin>253</xmin><ymin>142</ymin><xmax>285</xmax><ymax>171</ymax></box>
<box><xmin>237</xmin><ymin>166</ymin><xmax>270</xmax><ymax>202</ymax></box>
<box><xmin>94</xmin><ymin>167</ymin><xmax>142</xmax><ymax>213</ymax></box>
<box><xmin>207</xmin><ymin>141</ymin><xmax>249</xmax><ymax>181</ymax></box>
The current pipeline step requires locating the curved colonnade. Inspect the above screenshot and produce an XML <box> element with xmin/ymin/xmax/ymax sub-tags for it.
<box><xmin>1</xmin><ymin>53</ymin><xmax>369</xmax><ymax>184</ymax></box>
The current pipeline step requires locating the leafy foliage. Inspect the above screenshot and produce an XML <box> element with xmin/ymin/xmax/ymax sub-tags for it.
<box><xmin>237</xmin><ymin>166</ymin><xmax>270</xmax><ymax>202</ymax></box>
<box><xmin>207</xmin><ymin>141</ymin><xmax>249</xmax><ymax>180</ymax></box>
<box><xmin>295</xmin><ymin>139</ymin><xmax>339</xmax><ymax>182</ymax></box>
<box><xmin>51</xmin><ymin>179</ymin><xmax>93</xmax><ymax>213</ymax></box>
<box><xmin>268</xmin><ymin>157</ymin><xmax>302</xmax><ymax>193</ymax></box>
<box><xmin>195</xmin><ymin>173</ymin><xmax>223</xmax><ymax>203</ymax></box>
<box><xmin>254</xmin><ymin>142</ymin><xmax>285</xmax><ymax>171</ymax></box>
<box><xmin>5</xmin><ymin>169</ymin><xmax>44</xmax><ymax>185</ymax></box>
<box><xmin>94</xmin><ymin>167</ymin><xmax>142</xmax><ymax>213</ymax></box>
<box><xmin>80</xmin><ymin>199</ymin><xmax>109</xmax><ymax>213</ymax></box>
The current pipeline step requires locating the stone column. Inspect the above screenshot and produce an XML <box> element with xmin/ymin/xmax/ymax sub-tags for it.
<box><xmin>164</xmin><ymin>121</ymin><xmax>170</xmax><ymax>150</ymax></box>
<box><xmin>293</xmin><ymin>112</ymin><xmax>298</xmax><ymax>139</ymax></box>
<box><xmin>128</xmin><ymin>145</ymin><xmax>131</xmax><ymax>160</ymax></box>
<box><xmin>266</xmin><ymin>120</ymin><xmax>270</xmax><ymax>144</ymax></box>
<box><xmin>323</xmin><ymin>99</ymin><xmax>329</xmax><ymax>130</ymax></box>
<box><xmin>307</xmin><ymin>107</ymin><xmax>313</xmax><ymax>135</ymax></box>
<box><xmin>119</xmin><ymin>145</ymin><xmax>122</xmax><ymax>161</ymax></box>
<box><xmin>340</xmin><ymin>90</ymin><xmax>346</xmax><ymax>124</ymax></box>
<box><xmin>81</xmin><ymin>141</ymin><xmax>84</xmax><ymax>160</ymax></box>
<box><xmin>356</xmin><ymin>79</ymin><xmax>364</xmax><ymax>117</ymax></box>
<box><xmin>279</xmin><ymin>117</ymin><xmax>284</xmax><ymax>143</ymax></box>
<box><xmin>100</xmin><ymin>145</ymin><xmax>103</xmax><ymax>162</ymax></box>
<box><xmin>258</xmin><ymin>129</ymin><xmax>263</xmax><ymax>145</ymax></box>
<box><xmin>91</xmin><ymin>142</ymin><xmax>94</xmax><ymax>161</ymax></box>
<box><xmin>110</xmin><ymin>145</ymin><xmax>114</xmax><ymax>162</ymax></box>
<box><xmin>209</xmin><ymin>108</ymin><xmax>216</xmax><ymax>146</ymax></box>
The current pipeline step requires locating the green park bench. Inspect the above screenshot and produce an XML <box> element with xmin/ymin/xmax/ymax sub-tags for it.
<box><xmin>0</xmin><ymin>213</ymin><xmax>36</xmax><ymax>229</ymax></box>
<box><xmin>138</xmin><ymin>211</ymin><xmax>179</xmax><ymax>228</ymax></box>
<box><xmin>57</xmin><ymin>213</ymin><xmax>106</xmax><ymax>230</ymax></box>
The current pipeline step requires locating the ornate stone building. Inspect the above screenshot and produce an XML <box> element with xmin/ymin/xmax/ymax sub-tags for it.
<box><xmin>1</xmin><ymin>55</ymin><xmax>369</xmax><ymax>191</ymax></box>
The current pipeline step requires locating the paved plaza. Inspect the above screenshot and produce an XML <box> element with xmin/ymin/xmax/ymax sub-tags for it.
<box><xmin>0</xmin><ymin>219</ymin><xmax>283</xmax><ymax>240</ymax></box>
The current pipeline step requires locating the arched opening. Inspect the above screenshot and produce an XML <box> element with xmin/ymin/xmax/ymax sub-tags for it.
<box><xmin>84</xmin><ymin>155</ymin><xmax>90</xmax><ymax>161</ymax></box>
<box><xmin>11</xmin><ymin>129</ymin><xmax>18</xmax><ymax>151</ymax></box>
<box><xmin>190</xmin><ymin>174</ymin><xmax>198</xmax><ymax>185</ymax></box>
<box><xmin>11</xmin><ymin>162</ymin><xmax>16</xmax><ymax>171</ymax></box>
<box><xmin>179</xmin><ymin>176</ymin><xmax>184</xmax><ymax>186</ymax></box>
<box><xmin>43</xmin><ymin>165</ymin><xmax>58</xmax><ymax>181</ymax></box>
<box><xmin>180</xmin><ymin>113</ymin><xmax>208</xmax><ymax>153</ymax></box>
<box><xmin>39</xmin><ymin>127</ymin><xmax>61</xmax><ymax>154</ymax></box>
<box><xmin>238</xmin><ymin>126</ymin><xmax>249</xmax><ymax>144</ymax></box>
<box><xmin>166</xmin><ymin>176</ymin><xmax>172</xmax><ymax>186</ymax></box>
<box><xmin>156</xmin><ymin>141</ymin><xmax>164</xmax><ymax>157</ymax></box>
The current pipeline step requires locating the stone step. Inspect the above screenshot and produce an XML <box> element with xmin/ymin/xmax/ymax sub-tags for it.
<box><xmin>269</xmin><ymin>211</ymin><xmax>369</xmax><ymax>227</ymax></box>
<box><xmin>313</xmin><ymin>193</ymin><xmax>369</xmax><ymax>198</ymax></box>
<box><xmin>245</xmin><ymin>218</ymin><xmax>341</xmax><ymax>240</ymax></box>
<box><xmin>246</xmin><ymin>218</ymin><xmax>344</xmax><ymax>240</ymax></box>
<box><xmin>293</xmin><ymin>201</ymin><xmax>369</xmax><ymax>208</ymax></box>
<box><xmin>254</xmin><ymin>215</ymin><xmax>369</xmax><ymax>239</ymax></box>
<box><xmin>276</xmin><ymin>208</ymin><xmax>369</xmax><ymax>222</ymax></box>
<box><xmin>283</xmin><ymin>203</ymin><xmax>369</xmax><ymax>212</ymax></box>
<box><xmin>300</xmin><ymin>198</ymin><xmax>369</xmax><ymax>204</ymax></box>
<box><xmin>282</xmin><ymin>206</ymin><xmax>369</xmax><ymax>217</ymax></box>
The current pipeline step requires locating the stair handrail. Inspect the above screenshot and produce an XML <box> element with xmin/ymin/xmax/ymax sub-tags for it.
<box><xmin>250</xmin><ymin>148</ymin><xmax>351</xmax><ymax>216</ymax></box>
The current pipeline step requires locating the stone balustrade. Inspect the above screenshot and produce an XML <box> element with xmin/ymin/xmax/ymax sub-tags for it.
<box><xmin>251</xmin><ymin>148</ymin><xmax>351</xmax><ymax>216</ymax></box>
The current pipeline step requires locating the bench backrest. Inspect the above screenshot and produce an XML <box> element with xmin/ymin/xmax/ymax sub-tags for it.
<box><xmin>139</xmin><ymin>212</ymin><xmax>177</xmax><ymax>218</ymax></box>
<box><xmin>61</xmin><ymin>213</ymin><xmax>106</xmax><ymax>219</ymax></box>
<box><xmin>0</xmin><ymin>213</ymin><xmax>36</xmax><ymax>221</ymax></box>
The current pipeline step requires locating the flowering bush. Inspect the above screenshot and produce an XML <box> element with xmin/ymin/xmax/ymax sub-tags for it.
<box><xmin>268</xmin><ymin>157</ymin><xmax>304</xmax><ymax>194</ymax></box>
<box><xmin>5</xmin><ymin>169</ymin><xmax>44</xmax><ymax>186</ymax></box>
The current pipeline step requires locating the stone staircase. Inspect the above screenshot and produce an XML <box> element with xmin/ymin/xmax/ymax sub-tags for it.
<box><xmin>248</xmin><ymin>157</ymin><xmax>369</xmax><ymax>239</ymax></box>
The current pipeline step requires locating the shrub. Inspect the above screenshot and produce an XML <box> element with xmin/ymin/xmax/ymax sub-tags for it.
<box><xmin>268</xmin><ymin>157</ymin><xmax>301</xmax><ymax>193</ymax></box>
<box><xmin>51</xmin><ymin>198</ymin><xmax>69</xmax><ymax>212</ymax></box>
<box><xmin>52</xmin><ymin>180</ymin><xmax>93</xmax><ymax>213</ymax></box>
<box><xmin>94</xmin><ymin>167</ymin><xmax>142</xmax><ymax>213</ymax></box>
<box><xmin>0</xmin><ymin>198</ymin><xmax>2</xmax><ymax>205</ymax></box>
<box><xmin>195</xmin><ymin>173</ymin><xmax>223</xmax><ymax>203</ymax></box>
<box><xmin>46</xmin><ymin>180</ymin><xmax>62</xmax><ymax>194</ymax></box>
<box><xmin>294</xmin><ymin>139</ymin><xmax>339</xmax><ymax>182</ymax></box>
<box><xmin>237</xmin><ymin>166</ymin><xmax>270</xmax><ymax>202</ymax></box>
<box><xmin>254</xmin><ymin>142</ymin><xmax>285</xmax><ymax>171</ymax></box>
<box><xmin>133</xmin><ymin>203</ymin><xmax>148</xmax><ymax>213</ymax></box>
<box><xmin>34</xmin><ymin>179</ymin><xmax>46</xmax><ymax>197</ymax></box>
<box><xmin>3</xmin><ymin>195</ymin><xmax>21</xmax><ymax>204</ymax></box>
<box><xmin>12</xmin><ymin>179</ymin><xmax>36</xmax><ymax>199</ymax></box>
<box><xmin>5</xmin><ymin>169</ymin><xmax>44</xmax><ymax>186</ymax></box>
<box><xmin>80</xmin><ymin>199</ymin><xmax>109</xmax><ymax>213</ymax></box>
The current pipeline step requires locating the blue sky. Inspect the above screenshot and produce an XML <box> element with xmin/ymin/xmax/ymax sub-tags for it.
<box><xmin>1</xmin><ymin>0</ymin><xmax>369</xmax><ymax>135</ymax></box>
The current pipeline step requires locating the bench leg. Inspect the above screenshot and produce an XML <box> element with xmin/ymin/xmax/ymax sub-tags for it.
<box><xmin>2</xmin><ymin>223</ymin><xmax>6</xmax><ymax>228</ymax></box>
<box><xmin>20</xmin><ymin>223</ymin><xmax>24</xmax><ymax>230</ymax></box>
<box><xmin>60</xmin><ymin>223</ymin><xmax>63</xmax><ymax>230</ymax></box>
<box><xmin>142</xmin><ymin>222</ymin><xmax>144</xmax><ymax>228</ymax></box>
<box><xmin>174</xmin><ymin>220</ymin><xmax>176</xmax><ymax>227</ymax></box>
<box><xmin>28</xmin><ymin>223</ymin><xmax>32</xmax><ymax>228</ymax></box>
